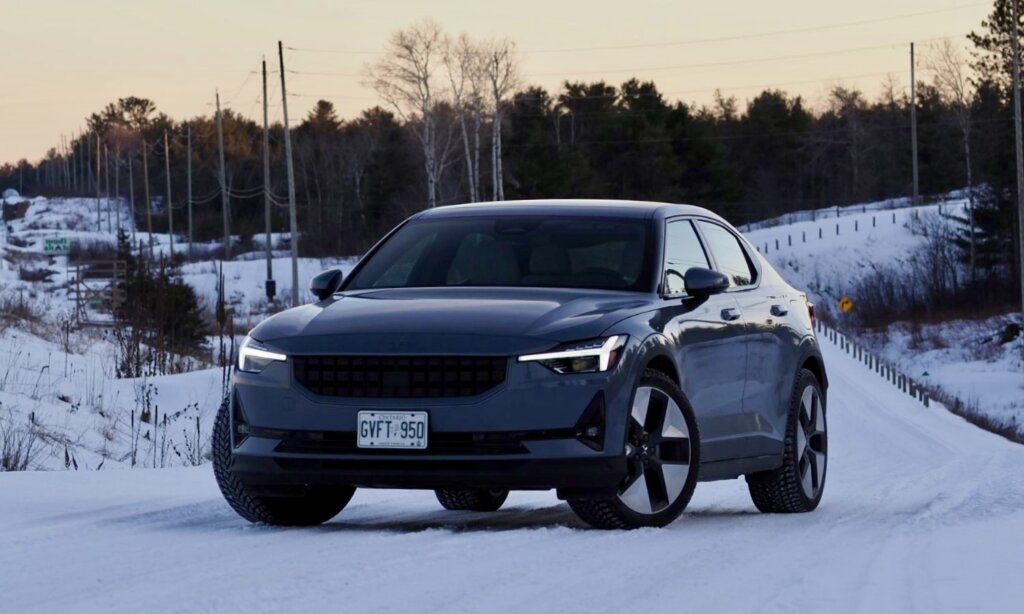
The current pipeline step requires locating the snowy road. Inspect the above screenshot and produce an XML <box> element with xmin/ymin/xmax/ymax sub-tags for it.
<box><xmin>2</xmin><ymin>339</ymin><xmax>1023</xmax><ymax>614</ymax></box>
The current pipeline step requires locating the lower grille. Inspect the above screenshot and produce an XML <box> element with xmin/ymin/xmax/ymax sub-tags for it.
<box><xmin>292</xmin><ymin>355</ymin><xmax>508</xmax><ymax>398</ymax></box>
<box><xmin>260</xmin><ymin>427</ymin><xmax>575</xmax><ymax>456</ymax></box>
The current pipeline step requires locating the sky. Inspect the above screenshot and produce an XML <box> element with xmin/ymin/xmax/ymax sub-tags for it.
<box><xmin>0</xmin><ymin>0</ymin><xmax>993</xmax><ymax>165</ymax></box>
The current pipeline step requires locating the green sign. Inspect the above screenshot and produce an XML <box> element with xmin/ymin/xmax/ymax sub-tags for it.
<box><xmin>44</xmin><ymin>237</ymin><xmax>70</xmax><ymax>254</ymax></box>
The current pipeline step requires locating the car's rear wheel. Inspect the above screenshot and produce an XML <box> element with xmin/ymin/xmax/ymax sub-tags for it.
<box><xmin>213</xmin><ymin>399</ymin><xmax>355</xmax><ymax>526</ymax></box>
<box><xmin>746</xmin><ymin>368</ymin><xmax>827</xmax><ymax>513</ymax></box>
<box><xmin>435</xmin><ymin>488</ymin><xmax>509</xmax><ymax>512</ymax></box>
<box><xmin>568</xmin><ymin>369</ymin><xmax>700</xmax><ymax>529</ymax></box>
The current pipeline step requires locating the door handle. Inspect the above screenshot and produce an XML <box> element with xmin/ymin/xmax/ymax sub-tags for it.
<box><xmin>721</xmin><ymin>307</ymin><xmax>742</xmax><ymax>321</ymax></box>
<box><xmin>770</xmin><ymin>304</ymin><xmax>789</xmax><ymax>316</ymax></box>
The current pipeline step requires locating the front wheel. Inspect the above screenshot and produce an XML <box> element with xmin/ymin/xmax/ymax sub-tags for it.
<box><xmin>212</xmin><ymin>399</ymin><xmax>355</xmax><ymax>526</ymax></box>
<box><xmin>746</xmin><ymin>368</ymin><xmax>827</xmax><ymax>513</ymax></box>
<box><xmin>568</xmin><ymin>369</ymin><xmax>700</xmax><ymax>529</ymax></box>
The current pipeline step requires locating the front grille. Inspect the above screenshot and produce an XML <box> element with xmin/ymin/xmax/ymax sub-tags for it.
<box><xmin>292</xmin><ymin>355</ymin><xmax>508</xmax><ymax>398</ymax></box>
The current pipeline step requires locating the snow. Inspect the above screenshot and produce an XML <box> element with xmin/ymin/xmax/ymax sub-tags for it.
<box><xmin>0</xmin><ymin>197</ymin><xmax>361</xmax><ymax>470</ymax></box>
<box><xmin>0</xmin><ymin>326</ymin><xmax>223</xmax><ymax>470</ymax></box>
<box><xmin>1</xmin><ymin>338</ymin><xmax>1022</xmax><ymax>613</ymax></box>
<box><xmin>742</xmin><ymin>198</ymin><xmax>1024</xmax><ymax>440</ymax></box>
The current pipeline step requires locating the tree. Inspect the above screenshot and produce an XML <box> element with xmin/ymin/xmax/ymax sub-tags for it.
<box><xmin>365</xmin><ymin>19</ymin><xmax>455</xmax><ymax>208</ymax></box>
<box><xmin>444</xmin><ymin>33</ymin><xmax>486</xmax><ymax>202</ymax></box>
<box><xmin>929</xmin><ymin>39</ymin><xmax>978</xmax><ymax>277</ymax></box>
<box><xmin>482</xmin><ymin>37</ymin><xmax>519</xmax><ymax>201</ymax></box>
<box><xmin>968</xmin><ymin>0</ymin><xmax>1024</xmax><ymax>94</ymax></box>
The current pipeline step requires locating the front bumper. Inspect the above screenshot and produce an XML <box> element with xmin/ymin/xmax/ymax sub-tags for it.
<box><xmin>229</xmin><ymin>346</ymin><xmax>638</xmax><ymax>492</ymax></box>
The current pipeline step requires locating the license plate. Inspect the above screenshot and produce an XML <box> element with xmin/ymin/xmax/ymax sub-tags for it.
<box><xmin>357</xmin><ymin>411</ymin><xmax>428</xmax><ymax>449</ymax></box>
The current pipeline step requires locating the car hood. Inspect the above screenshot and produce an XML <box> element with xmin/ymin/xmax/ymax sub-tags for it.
<box><xmin>250</xmin><ymin>287</ymin><xmax>655</xmax><ymax>355</ymax></box>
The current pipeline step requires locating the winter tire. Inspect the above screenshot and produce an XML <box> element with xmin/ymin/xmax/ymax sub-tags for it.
<box><xmin>212</xmin><ymin>399</ymin><xmax>355</xmax><ymax>526</ymax></box>
<box><xmin>746</xmin><ymin>368</ymin><xmax>827</xmax><ymax>513</ymax></box>
<box><xmin>435</xmin><ymin>488</ymin><xmax>510</xmax><ymax>512</ymax></box>
<box><xmin>568</xmin><ymin>369</ymin><xmax>700</xmax><ymax>529</ymax></box>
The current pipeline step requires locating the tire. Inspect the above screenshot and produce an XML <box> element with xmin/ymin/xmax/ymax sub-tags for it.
<box><xmin>212</xmin><ymin>398</ymin><xmax>355</xmax><ymax>526</ymax></box>
<box><xmin>746</xmin><ymin>368</ymin><xmax>827</xmax><ymax>513</ymax></box>
<box><xmin>568</xmin><ymin>369</ymin><xmax>701</xmax><ymax>529</ymax></box>
<box><xmin>435</xmin><ymin>488</ymin><xmax>509</xmax><ymax>512</ymax></box>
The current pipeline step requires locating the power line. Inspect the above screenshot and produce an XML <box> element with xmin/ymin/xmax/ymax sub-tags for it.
<box><xmin>523</xmin><ymin>3</ymin><xmax>987</xmax><ymax>53</ymax></box>
<box><xmin>525</xmin><ymin>36</ymin><xmax>961</xmax><ymax>78</ymax></box>
<box><xmin>281</xmin><ymin>37</ymin><xmax>956</xmax><ymax>81</ymax></box>
<box><xmin>283</xmin><ymin>3</ymin><xmax>986</xmax><ymax>57</ymax></box>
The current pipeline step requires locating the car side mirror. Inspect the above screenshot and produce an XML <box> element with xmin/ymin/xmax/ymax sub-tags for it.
<box><xmin>310</xmin><ymin>269</ymin><xmax>344</xmax><ymax>301</ymax></box>
<box><xmin>683</xmin><ymin>267</ymin><xmax>730</xmax><ymax>298</ymax></box>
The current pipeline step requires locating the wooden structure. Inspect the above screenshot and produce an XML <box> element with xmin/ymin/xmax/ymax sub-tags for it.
<box><xmin>68</xmin><ymin>260</ymin><xmax>127</xmax><ymax>325</ymax></box>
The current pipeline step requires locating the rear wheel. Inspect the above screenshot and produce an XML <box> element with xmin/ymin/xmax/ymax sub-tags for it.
<box><xmin>568</xmin><ymin>370</ymin><xmax>700</xmax><ymax>529</ymax></box>
<box><xmin>746</xmin><ymin>369</ymin><xmax>827</xmax><ymax>513</ymax></box>
<box><xmin>435</xmin><ymin>488</ymin><xmax>509</xmax><ymax>512</ymax></box>
<box><xmin>212</xmin><ymin>399</ymin><xmax>355</xmax><ymax>526</ymax></box>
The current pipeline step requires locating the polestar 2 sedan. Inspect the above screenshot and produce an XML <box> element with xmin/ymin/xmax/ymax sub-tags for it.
<box><xmin>213</xmin><ymin>200</ymin><xmax>828</xmax><ymax>529</ymax></box>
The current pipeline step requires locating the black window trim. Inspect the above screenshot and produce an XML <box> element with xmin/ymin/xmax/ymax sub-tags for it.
<box><xmin>659</xmin><ymin>217</ymin><xmax>712</xmax><ymax>299</ymax></box>
<box><xmin>659</xmin><ymin>215</ymin><xmax>761</xmax><ymax>297</ymax></box>
<box><xmin>692</xmin><ymin>217</ymin><xmax>762</xmax><ymax>292</ymax></box>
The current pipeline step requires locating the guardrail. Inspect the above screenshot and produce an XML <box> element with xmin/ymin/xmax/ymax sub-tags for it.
<box><xmin>816</xmin><ymin>320</ymin><xmax>932</xmax><ymax>409</ymax></box>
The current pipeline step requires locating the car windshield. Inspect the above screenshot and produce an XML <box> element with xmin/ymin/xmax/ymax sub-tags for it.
<box><xmin>346</xmin><ymin>216</ymin><xmax>652</xmax><ymax>291</ymax></box>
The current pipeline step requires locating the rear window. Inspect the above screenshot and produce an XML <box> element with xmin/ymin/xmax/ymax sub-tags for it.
<box><xmin>347</xmin><ymin>216</ymin><xmax>652</xmax><ymax>291</ymax></box>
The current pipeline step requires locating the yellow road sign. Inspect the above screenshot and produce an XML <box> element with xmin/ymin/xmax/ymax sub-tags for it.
<box><xmin>838</xmin><ymin>296</ymin><xmax>854</xmax><ymax>313</ymax></box>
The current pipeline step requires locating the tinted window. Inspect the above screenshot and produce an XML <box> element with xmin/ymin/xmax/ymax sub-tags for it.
<box><xmin>663</xmin><ymin>220</ymin><xmax>709</xmax><ymax>295</ymax></box>
<box><xmin>697</xmin><ymin>220</ymin><xmax>755</xmax><ymax>286</ymax></box>
<box><xmin>347</xmin><ymin>216</ymin><xmax>651</xmax><ymax>291</ymax></box>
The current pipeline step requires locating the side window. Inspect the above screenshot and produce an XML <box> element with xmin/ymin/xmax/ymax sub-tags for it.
<box><xmin>696</xmin><ymin>221</ymin><xmax>756</xmax><ymax>287</ymax></box>
<box><xmin>663</xmin><ymin>220</ymin><xmax>710</xmax><ymax>295</ymax></box>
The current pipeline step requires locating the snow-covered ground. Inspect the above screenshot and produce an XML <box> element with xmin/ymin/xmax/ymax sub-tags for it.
<box><xmin>1</xmin><ymin>338</ymin><xmax>1022</xmax><ymax>613</ymax></box>
<box><xmin>743</xmin><ymin>200</ymin><xmax>1024</xmax><ymax>440</ymax></box>
<box><xmin>1</xmin><ymin>197</ymin><xmax>355</xmax><ymax>469</ymax></box>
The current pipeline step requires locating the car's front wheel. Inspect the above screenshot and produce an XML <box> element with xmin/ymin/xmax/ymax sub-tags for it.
<box><xmin>568</xmin><ymin>369</ymin><xmax>700</xmax><ymax>529</ymax></box>
<box><xmin>212</xmin><ymin>399</ymin><xmax>355</xmax><ymax>526</ymax></box>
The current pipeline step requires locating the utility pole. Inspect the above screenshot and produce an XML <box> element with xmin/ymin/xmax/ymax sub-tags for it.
<box><xmin>216</xmin><ymin>91</ymin><xmax>231</xmax><ymax>259</ymax></box>
<box><xmin>262</xmin><ymin>57</ymin><xmax>275</xmax><ymax>301</ymax></box>
<box><xmin>73</xmin><ymin>131</ymin><xmax>78</xmax><ymax>193</ymax></box>
<box><xmin>104</xmin><ymin>144</ymin><xmax>112</xmax><ymax>232</ymax></box>
<box><xmin>78</xmin><ymin>130</ymin><xmax>84</xmax><ymax>194</ymax></box>
<box><xmin>910</xmin><ymin>42</ymin><xmax>920</xmax><ymax>206</ymax></box>
<box><xmin>186</xmin><ymin>123</ymin><xmax>193</xmax><ymax>261</ymax></box>
<box><xmin>1012</xmin><ymin>0</ymin><xmax>1024</xmax><ymax>362</ymax></box>
<box><xmin>279</xmin><ymin>40</ymin><xmax>300</xmax><ymax>306</ymax></box>
<box><xmin>164</xmin><ymin>130</ymin><xmax>174</xmax><ymax>255</ymax></box>
<box><xmin>95</xmin><ymin>135</ymin><xmax>102</xmax><ymax>229</ymax></box>
<box><xmin>128</xmin><ymin>151</ymin><xmax>136</xmax><ymax>243</ymax></box>
<box><xmin>114</xmin><ymin>144</ymin><xmax>121</xmax><ymax>232</ymax></box>
<box><xmin>143</xmin><ymin>141</ymin><xmax>153</xmax><ymax>257</ymax></box>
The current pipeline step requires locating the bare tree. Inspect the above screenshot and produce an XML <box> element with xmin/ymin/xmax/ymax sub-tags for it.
<box><xmin>482</xmin><ymin>37</ymin><xmax>519</xmax><ymax>201</ymax></box>
<box><xmin>366</xmin><ymin>20</ymin><xmax>454</xmax><ymax>208</ymax></box>
<box><xmin>444</xmin><ymin>33</ymin><xmax>486</xmax><ymax>203</ymax></box>
<box><xmin>929</xmin><ymin>38</ymin><xmax>977</xmax><ymax>278</ymax></box>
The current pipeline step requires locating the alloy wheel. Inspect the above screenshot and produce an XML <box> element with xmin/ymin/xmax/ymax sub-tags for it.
<box><xmin>796</xmin><ymin>385</ymin><xmax>827</xmax><ymax>499</ymax></box>
<box><xmin>617</xmin><ymin>386</ymin><xmax>693</xmax><ymax>515</ymax></box>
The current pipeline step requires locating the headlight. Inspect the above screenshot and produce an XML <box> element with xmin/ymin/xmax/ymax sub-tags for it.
<box><xmin>517</xmin><ymin>335</ymin><xmax>627</xmax><ymax>374</ymax></box>
<box><xmin>237</xmin><ymin>336</ymin><xmax>287</xmax><ymax>373</ymax></box>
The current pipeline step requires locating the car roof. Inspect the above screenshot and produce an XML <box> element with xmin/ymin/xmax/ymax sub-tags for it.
<box><xmin>417</xmin><ymin>199</ymin><xmax>727</xmax><ymax>223</ymax></box>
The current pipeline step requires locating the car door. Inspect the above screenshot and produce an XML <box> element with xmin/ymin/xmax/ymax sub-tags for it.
<box><xmin>661</xmin><ymin>218</ymin><xmax>749</xmax><ymax>464</ymax></box>
<box><xmin>694</xmin><ymin>219</ymin><xmax>781</xmax><ymax>457</ymax></box>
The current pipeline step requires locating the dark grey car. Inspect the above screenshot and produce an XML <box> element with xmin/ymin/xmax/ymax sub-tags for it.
<box><xmin>214</xmin><ymin>200</ymin><xmax>828</xmax><ymax>529</ymax></box>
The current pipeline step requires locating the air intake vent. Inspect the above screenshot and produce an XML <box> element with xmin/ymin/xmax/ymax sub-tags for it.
<box><xmin>292</xmin><ymin>355</ymin><xmax>507</xmax><ymax>398</ymax></box>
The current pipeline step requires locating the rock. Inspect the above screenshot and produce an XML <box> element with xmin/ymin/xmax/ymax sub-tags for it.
<box><xmin>999</xmin><ymin>322</ymin><xmax>1021</xmax><ymax>345</ymax></box>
